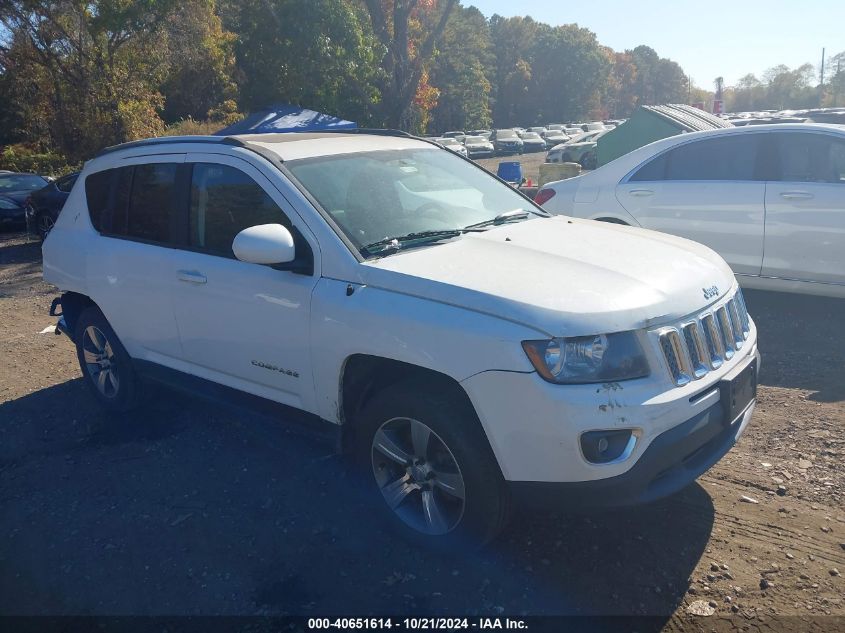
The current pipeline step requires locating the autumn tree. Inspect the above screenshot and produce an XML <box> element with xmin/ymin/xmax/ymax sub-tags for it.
<box><xmin>360</xmin><ymin>0</ymin><xmax>459</xmax><ymax>129</ymax></box>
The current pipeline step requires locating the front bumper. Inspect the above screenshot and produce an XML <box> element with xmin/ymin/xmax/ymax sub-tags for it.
<box><xmin>509</xmin><ymin>398</ymin><xmax>754</xmax><ymax>508</ymax></box>
<box><xmin>460</xmin><ymin>334</ymin><xmax>759</xmax><ymax>500</ymax></box>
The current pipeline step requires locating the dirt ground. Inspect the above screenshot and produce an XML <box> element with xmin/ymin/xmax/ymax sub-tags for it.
<box><xmin>1</xmin><ymin>231</ymin><xmax>843</xmax><ymax>630</ymax></box>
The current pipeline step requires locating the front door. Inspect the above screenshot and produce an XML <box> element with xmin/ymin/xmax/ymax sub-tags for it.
<box><xmin>169</xmin><ymin>153</ymin><xmax>320</xmax><ymax>412</ymax></box>
<box><xmin>616</xmin><ymin>133</ymin><xmax>766</xmax><ymax>277</ymax></box>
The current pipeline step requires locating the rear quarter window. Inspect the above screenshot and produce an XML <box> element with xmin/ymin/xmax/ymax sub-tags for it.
<box><xmin>84</xmin><ymin>170</ymin><xmax>112</xmax><ymax>231</ymax></box>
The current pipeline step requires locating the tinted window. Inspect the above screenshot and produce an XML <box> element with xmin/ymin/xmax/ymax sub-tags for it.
<box><xmin>56</xmin><ymin>174</ymin><xmax>78</xmax><ymax>193</ymax></box>
<box><xmin>85</xmin><ymin>170</ymin><xmax>112</xmax><ymax>231</ymax></box>
<box><xmin>664</xmin><ymin>135</ymin><xmax>758</xmax><ymax>181</ymax></box>
<box><xmin>126</xmin><ymin>163</ymin><xmax>179</xmax><ymax>243</ymax></box>
<box><xmin>777</xmin><ymin>133</ymin><xmax>845</xmax><ymax>184</ymax></box>
<box><xmin>189</xmin><ymin>163</ymin><xmax>288</xmax><ymax>257</ymax></box>
<box><xmin>630</xmin><ymin>136</ymin><xmax>760</xmax><ymax>182</ymax></box>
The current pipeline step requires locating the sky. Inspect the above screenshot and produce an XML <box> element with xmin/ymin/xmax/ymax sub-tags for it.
<box><xmin>465</xmin><ymin>0</ymin><xmax>844</xmax><ymax>89</ymax></box>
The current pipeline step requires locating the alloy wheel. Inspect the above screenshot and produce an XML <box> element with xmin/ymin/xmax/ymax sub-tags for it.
<box><xmin>371</xmin><ymin>417</ymin><xmax>466</xmax><ymax>535</ymax></box>
<box><xmin>81</xmin><ymin>325</ymin><xmax>120</xmax><ymax>398</ymax></box>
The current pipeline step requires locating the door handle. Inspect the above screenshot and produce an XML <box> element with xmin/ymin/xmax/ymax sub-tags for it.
<box><xmin>177</xmin><ymin>270</ymin><xmax>207</xmax><ymax>284</ymax></box>
<box><xmin>628</xmin><ymin>189</ymin><xmax>654</xmax><ymax>197</ymax></box>
<box><xmin>780</xmin><ymin>191</ymin><xmax>814</xmax><ymax>200</ymax></box>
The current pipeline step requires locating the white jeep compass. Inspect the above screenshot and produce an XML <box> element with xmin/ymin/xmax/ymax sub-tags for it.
<box><xmin>43</xmin><ymin>131</ymin><xmax>760</xmax><ymax>547</ymax></box>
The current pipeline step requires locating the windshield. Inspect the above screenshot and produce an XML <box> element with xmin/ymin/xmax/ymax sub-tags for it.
<box><xmin>0</xmin><ymin>174</ymin><xmax>48</xmax><ymax>192</ymax></box>
<box><xmin>496</xmin><ymin>130</ymin><xmax>517</xmax><ymax>138</ymax></box>
<box><xmin>465</xmin><ymin>136</ymin><xmax>486</xmax><ymax>144</ymax></box>
<box><xmin>522</xmin><ymin>133</ymin><xmax>542</xmax><ymax>140</ymax></box>
<box><xmin>438</xmin><ymin>138</ymin><xmax>458</xmax><ymax>146</ymax></box>
<box><xmin>287</xmin><ymin>148</ymin><xmax>543</xmax><ymax>257</ymax></box>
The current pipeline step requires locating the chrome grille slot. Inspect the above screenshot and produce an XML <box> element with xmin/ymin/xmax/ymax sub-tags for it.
<box><xmin>715</xmin><ymin>306</ymin><xmax>735</xmax><ymax>359</ymax></box>
<box><xmin>734</xmin><ymin>290</ymin><xmax>750</xmax><ymax>338</ymax></box>
<box><xmin>727</xmin><ymin>299</ymin><xmax>745</xmax><ymax>349</ymax></box>
<box><xmin>701</xmin><ymin>313</ymin><xmax>724</xmax><ymax>369</ymax></box>
<box><xmin>659</xmin><ymin>328</ymin><xmax>691</xmax><ymax>386</ymax></box>
<box><xmin>681</xmin><ymin>322</ymin><xmax>709</xmax><ymax>379</ymax></box>
<box><xmin>655</xmin><ymin>289</ymin><xmax>752</xmax><ymax>387</ymax></box>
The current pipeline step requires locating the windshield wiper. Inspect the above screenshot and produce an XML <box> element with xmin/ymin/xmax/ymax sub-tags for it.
<box><xmin>361</xmin><ymin>229</ymin><xmax>464</xmax><ymax>257</ymax></box>
<box><xmin>463</xmin><ymin>208</ymin><xmax>532</xmax><ymax>230</ymax></box>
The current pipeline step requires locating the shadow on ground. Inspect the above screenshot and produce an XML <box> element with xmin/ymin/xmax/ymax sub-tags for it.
<box><xmin>0</xmin><ymin>379</ymin><xmax>713</xmax><ymax>622</ymax></box>
<box><xmin>744</xmin><ymin>289</ymin><xmax>845</xmax><ymax>403</ymax></box>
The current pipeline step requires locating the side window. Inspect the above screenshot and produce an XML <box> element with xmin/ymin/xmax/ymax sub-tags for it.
<box><xmin>630</xmin><ymin>153</ymin><xmax>668</xmax><ymax>181</ymax></box>
<box><xmin>664</xmin><ymin>135</ymin><xmax>758</xmax><ymax>181</ymax></box>
<box><xmin>189</xmin><ymin>163</ymin><xmax>289</xmax><ymax>257</ymax></box>
<box><xmin>777</xmin><ymin>133</ymin><xmax>845</xmax><ymax>184</ymax></box>
<box><xmin>126</xmin><ymin>163</ymin><xmax>180</xmax><ymax>243</ymax></box>
<box><xmin>56</xmin><ymin>174</ymin><xmax>78</xmax><ymax>193</ymax></box>
<box><xmin>84</xmin><ymin>170</ymin><xmax>112</xmax><ymax>231</ymax></box>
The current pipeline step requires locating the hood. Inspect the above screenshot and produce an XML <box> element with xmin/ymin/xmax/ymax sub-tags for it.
<box><xmin>360</xmin><ymin>217</ymin><xmax>736</xmax><ymax>336</ymax></box>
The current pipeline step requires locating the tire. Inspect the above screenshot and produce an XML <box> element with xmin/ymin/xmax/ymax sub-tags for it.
<box><xmin>354</xmin><ymin>379</ymin><xmax>510</xmax><ymax>550</ymax></box>
<box><xmin>74</xmin><ymin>306</ymin><xmax>141</xmax><ymax>412</ymax></box>
<box><xmin>35</xmin><ymin>212</ymin><xmax>55</xmax><ymax>243</ymax></box>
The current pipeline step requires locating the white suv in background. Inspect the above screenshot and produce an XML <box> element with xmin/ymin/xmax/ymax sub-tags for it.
<box><xmin>43</xmin><ymin>131</ymin><xmax>759</xmax><ymax>547</ymax></box>
<box><xmin>537</xmin><ymin>124</ymin><xmax>845</xmax><ymax>298</ymax></box>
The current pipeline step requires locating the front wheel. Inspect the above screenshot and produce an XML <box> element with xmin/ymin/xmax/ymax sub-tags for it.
<box><xmin>74</xmin><ymin>306</ymin><xmax>141</xmax><ymax>412</ymax></box>
<box><xmin>356</xmin><ymin>380</ymin><xmax>510</xmax><ymax>549</ymax></box>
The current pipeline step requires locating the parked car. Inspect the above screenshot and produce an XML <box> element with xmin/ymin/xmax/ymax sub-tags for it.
<box><xmin>26</xmin><ymin>172</ymin><xmax>80</xmax><ymax>241</ymax></box>
<box><xmin>519</xmin><ymin>132</ymin><xmax>547</xmax><ymax>153</ymax></box>
<box><xmin>462</xmin><ymin>135</ymin><xmax>495</xmax><ymax>158</ymax></box>
<box><xmin>442</xmin><ymin>131</ymin><xmax>466</xmax><ymax>143</ymax></box>
<box><xmin>44</xmin><ymin>132</ymin><xmax>759</xmax><ymax>548</ymax></box>
<box><xmin>536</xmin><ymin>124</ymin><xmax>845</xmax><ymax>298</ymax></box>
<box><xmin>541</xmin><ymin>129</ymin><xmax>570</xmax><ymax>148</ymax></box>
<box><xmin>435</xmin><ymin>137</ymin><xmax>469</xmax><ymax>158</ymax></box>
<box><xmin>490</xmin><ymin>129</ymin><xmax>523</xmax><ymax>155</ymax></box>
<box><xmin>467</xmin><ymin>129</ymin><xmax>492</xmax><ymax>140</ymax></box>
<box><xmin>527</xmin><ymin>127</ymin><xmax>548</xmax><ymax>135</ymax></box>
<box><xmin>546</xmin><ymin>130</ymin><xmax>607</xmax><ymax>167</ymax></box>
<box><xmin>582</xmin><ymin>122</ymin><xmax>606</xmax><ymax>132</ymax></box>
<box><xmin>0</xmin><ymin>172</ymin><xmax>49</xmax><ymax>230</ymax></box>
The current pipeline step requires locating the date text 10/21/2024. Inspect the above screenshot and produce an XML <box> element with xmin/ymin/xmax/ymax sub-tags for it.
<box><xmin>307</xmin><ymin>618</ymin><xmax>529</xmax><ymax>630</ymax></box>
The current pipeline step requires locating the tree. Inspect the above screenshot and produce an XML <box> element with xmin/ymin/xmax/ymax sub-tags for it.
<box><xmin>428</xmin><ymin>5</ymin><xmax>493</xmax><ymax>133</ymax></box>
<box><xmin>0</xmin><ymin>0</ymin><xmax>184</xmax><ymax>160</ymax></box>
<box><xmin>359</xmin><ymin>0</ymin><xmax>459</xmax><ymax>129</ymax></box>
<box><xmin>160</xmin><ymin>1</ymin><xmax>238</xmax><ymax>123</ymax></box>
<box><xmin>228</xmin><ymin>0</ymin><xmax>379</xmax><ymax>124</ymax></box>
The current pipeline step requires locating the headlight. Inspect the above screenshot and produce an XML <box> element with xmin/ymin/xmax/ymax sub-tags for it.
<box><xmin>0</xmin><ymin>198</ymin><xmax>21</xmax><ymax>210</ymax></box>
<box><xmin>522</xmin><ymin>331</ymin><xmax>649</xmax><ymax>384</ymax></box>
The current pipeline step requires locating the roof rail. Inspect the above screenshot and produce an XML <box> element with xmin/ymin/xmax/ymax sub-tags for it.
<box><xmin>94</xmin><ymin>135</ymin><xmax>226</xmax><ymax>158</ymax></box>
<box><xmin>94</xmin><ymin>128</ymin><xmax>418</xmax><ymax>159</ymax></box>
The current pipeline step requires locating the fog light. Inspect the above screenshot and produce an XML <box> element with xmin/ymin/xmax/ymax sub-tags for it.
<box><xmin>581</xmin><ymin>430</ymin><xmax>636</xmax><ymax>464</ymax></box>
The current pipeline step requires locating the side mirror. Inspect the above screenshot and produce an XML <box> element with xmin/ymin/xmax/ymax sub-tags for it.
<box><xmin>232</xmin><ymin>224</ymin><xmax>295</xmax><ymax>265</ymax></box>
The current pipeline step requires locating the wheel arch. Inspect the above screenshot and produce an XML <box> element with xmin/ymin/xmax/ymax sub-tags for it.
<box><xmin>339</xmin><ymin>354</ymin><xmax>479</xmax><ymax>448</ymax></box>
<box><xmin>59</xmin><ymin>291</ymin><xmax>97</xmax><ymax>337</ymax></box>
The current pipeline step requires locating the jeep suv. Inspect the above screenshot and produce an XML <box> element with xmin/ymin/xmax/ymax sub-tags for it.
<box><xmin>43</xmin><ymin>131</ymin><xmax>760</xmax><ymax>547</ymax></box>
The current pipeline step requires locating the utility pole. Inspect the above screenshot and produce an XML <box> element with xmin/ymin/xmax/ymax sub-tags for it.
<box><xmin>820</xmin><ymin>47</ymin><xmax>825</xmax><ymax>87</ymax></box>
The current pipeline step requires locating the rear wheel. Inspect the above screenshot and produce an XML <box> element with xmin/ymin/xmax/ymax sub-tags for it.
<box><xmin>355</xmin><ymin>380</ymin><xmax>510</xmax><ymax>549</ymax></box>
<box><xmin>74</xmin><ymin>307</ymin><xmax>140</xmax><ymax>412</ymax></box>
<box><xmin>36</xmin><ymin>213</ymin><xmax>54</xmax><ymax>242</ymax></box>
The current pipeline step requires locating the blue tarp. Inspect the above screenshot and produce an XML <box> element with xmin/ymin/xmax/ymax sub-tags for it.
<box><xmin>215</xmin><ymin>104</ymin><xmax>357</xmax><ymax>135</ymax></box>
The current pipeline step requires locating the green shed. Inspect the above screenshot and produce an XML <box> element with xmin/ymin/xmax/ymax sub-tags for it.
<box><xmin>597</xmin><ymin>104</ymin><xmax>732</xmax><ymax>167</ymax></box>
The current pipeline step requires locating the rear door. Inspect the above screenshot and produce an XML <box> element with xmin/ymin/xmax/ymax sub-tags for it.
<box><xmin>615</xmin><ymin>133</ymin><xmax>766</xmax><ymax>276</ymax></box>
<box><xmin>84</xmin><ymin>156</ymin><xmax>187</xmax><ymax>362</ymax></box>
<box><xmin>762</xmin><ymin>131</ymin><xmax>845</xmax><ymax>285</ymax></box>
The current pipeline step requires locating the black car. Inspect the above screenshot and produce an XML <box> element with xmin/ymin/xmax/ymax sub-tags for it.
<box><xmin>490</xmin><ymin>129</ymin><xmax>523</xmax><ymax>156</ymax></box>
<box><xmin>27</xmin><ymin>172</ymin><xmax>79</xmax><ymax>241</ymax></box>
<box><xmin>0</xmin><ymin>172</ymin><xmax>50</xmax><ymax>231</ymax></box>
